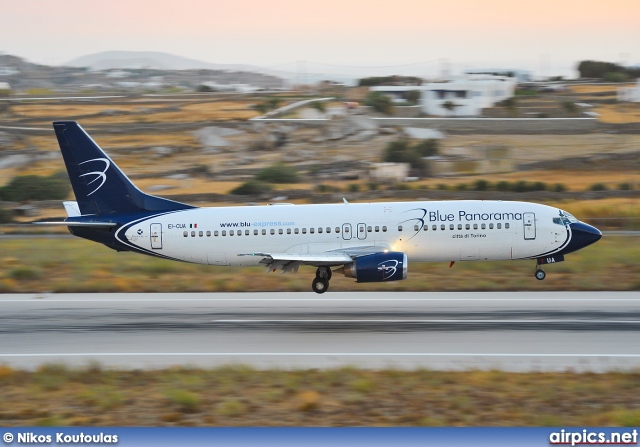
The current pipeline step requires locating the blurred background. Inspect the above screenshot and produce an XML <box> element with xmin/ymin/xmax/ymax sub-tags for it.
<box><xmin>0</xmin><ymin>0</ymin><xmax>638</xmax><ymax>292</ymax></box>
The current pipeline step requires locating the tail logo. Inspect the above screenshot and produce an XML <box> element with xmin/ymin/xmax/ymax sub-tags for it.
<box><xmin>78</xmin><ymin>158</ymin><xmax>110</xmax><ymax>196</ymax></box>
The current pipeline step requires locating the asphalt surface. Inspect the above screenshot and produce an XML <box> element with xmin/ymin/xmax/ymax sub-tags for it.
<box><xmin>1</xmin><ymin>292</ymin><xmax>639</xmax><ymax>372</ymax></box>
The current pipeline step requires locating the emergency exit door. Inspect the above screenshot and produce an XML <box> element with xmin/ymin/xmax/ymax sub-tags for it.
<box><xmin>150</xmin><ymin>223</ymin><xmax>162</xmax><ymax>249</ymax></box>
<box><xmin>523</xmin><ymin>213</ymin><xmax>536</xmax><ymax>240</ymax></box>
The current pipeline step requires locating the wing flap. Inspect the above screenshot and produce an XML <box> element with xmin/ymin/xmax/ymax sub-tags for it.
<box><xmin>237</xmin><ymin>244</ymin><xmax>391</xmax><ymax>274</ymax></box>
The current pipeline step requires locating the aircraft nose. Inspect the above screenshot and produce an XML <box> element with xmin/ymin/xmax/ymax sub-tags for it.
<box><xmin>557</xmin><ymin>222</ymin><xmax>602</xmax><ymax>256</ymax></box>
<box><xmin>568</xmin><ymin>222</ymin><xmax>602</xmax><ymax>252</ymax></box>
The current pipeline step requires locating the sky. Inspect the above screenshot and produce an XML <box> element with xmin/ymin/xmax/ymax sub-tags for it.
<box><xmin>2</xmin><ymin>0</ymin><xmax>640</xmax><ymax>79</ymax></box>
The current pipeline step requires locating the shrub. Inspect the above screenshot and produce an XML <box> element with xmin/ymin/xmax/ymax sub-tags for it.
<box><xmin>230</xmin><ymin>180</ymin><xmax>271</xmax><ymax>195</ymax></box>
<box><xmin>0</xmin><ymin>171</ymin><xmax>70</xmax><ymax>202</ymax></box>
<box><xmin>532</xmin><ymin>181</ymin><xmax>547</xmax><ymax>191</ymax></box>
<box><xmin>553</xmin><ymin>183</ymin><xmax>567</xmax><ymax>192</ymax></box>
<box><xmin>496</xmin><ymin>181</ymin><xmax>510</xmax><ymax>191</ymax></box>
<box><xmin>256</xmin><ymin>163</ymin><xmax>299</xmax><ymax>184</ymax></box>
<box><xmin>310</xmin><ymin>101</ymin><xmax>326</xmax><ymax>113</ymax></box>
<box><xmin>382</xmin><ymin>139</ymin><xmax>425</xmax><ymax>173</ymax></box>
<box><xmin>0</xmin><ymin>208</ymin><xmax>12</xmax><ymax>224</ymax></box>
<box><xmin>618</xmin><ymin>183</ymin><xmax>631</xmax><ymax>191</ymax></box>
<box><xmin>364</xmin><ymin>91</ymin><xmax>393</xmax><ymax>115</ymax></box>
<box><xmin>348</xmin><ymin>184</ymin><xmax>360</xmax><ymax>193</ymax></box>
<box><xmin>414</xmin><ymin>139</ymin><xmax>439</xmax><ymax>157</ymax></box>
<box><xmin>589</xmin><ymin>183</ymin><xmax>608</xmax><ymax>191</ymax></box>
<box><xmin>473</xmin><ymin>179</ymin><xmax>490</xmax><ymax>191</ymax></box>
<box><xmin>315</xmin><ymin>184</ymin><xmax>341</xmax><ymax>193</ymax></box>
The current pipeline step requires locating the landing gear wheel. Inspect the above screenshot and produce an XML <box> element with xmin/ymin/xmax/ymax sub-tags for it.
<box><xmin>312</xmin><ymin>278</ymin><xmax>329</xmax><ymax>294</ymax></box>
<box><xmin>315</xmin><ymin>267</ymin><xmax>332</xmax><ymax>281</ymax></box>
<box><xmin>535</xmin><ymin>269</ymin><xmax>546</xmax><ymax>281</ymax></box>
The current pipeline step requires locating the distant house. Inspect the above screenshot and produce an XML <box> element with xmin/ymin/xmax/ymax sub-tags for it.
<box><xmin>464</xmin><ymin>68</ymin><xmax>532</xmax><ymax>83</ymax></box>
<box><xmin>618</xmin><ymin>79</ymin><xmax>640</xmax><ymax>102</ymax></box>
<box><xmin>369</xmin><ymin>162</ymin><xmax>411</xmax><ymax>183</ymax></box>
<box><xmin>0</xmin><ymin>82</ymin><xmax>11</xmax><ymax>95</ymax></box>
<box><xmin>370</xmin><ymin>75</ymin><xmax>516</xmax><ymax>117</ymax></box>
<box><xmin>0</xmin><ymin>67</ymin><xmax>19</xmax><ymax>76</ymax></box>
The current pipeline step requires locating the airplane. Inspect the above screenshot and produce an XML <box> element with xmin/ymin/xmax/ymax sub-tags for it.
<box><xmin>37</xmin><ymin>121</ymin><xmax>602</xmax><ymax>293</ymax></box>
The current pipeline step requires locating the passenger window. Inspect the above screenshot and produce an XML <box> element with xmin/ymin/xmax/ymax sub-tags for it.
<box><xmin>344</xmin><ymin>227</ymin><xmax>349</xmax><ymax>233</ymax></box>
<box><xmin>222</xmin><ymin>230</ymin><xmax>226</xmax><ymax>236</ymax></box>
<box><xmin>229</xmin><ymin>230</ymin><xmax>234</xmax><ymax>236</ymax></box>
<box><xmin>183</xmin><ymin>231</ymin><xmax>188</xmax><ymax>237</ymax></box>
<box><xmin>335</xmin><ymin>227</ymin><xmax>340</xmax><ymax>233</ymax></box>
<box><xmin>440</xmin><ymin>224</ymin><xmax>445</xmax><ymax>231</ymax></box>
<box><xmin>505</xmin><ymin>223</ymin><xmax>510</xmax><ymax>229</ymax></box>
<box><xmin>245</xmin><ymin>230</ymin><xmax>249</xmax><ymax>235</ymax></box>
<box><xmin>318</xmin><ymin>227</ymin><xmax>323</xmax><ymax>233</ymax></box>
<box><xmin>398</xmin><ymin>225</ymin><xmax>403</xmax><ymax>231</ymax></box>
<box><xmin>287</xmin><ymin>228</ymin><xmax>291</xmax><ymax>234</ymax></box>
<box><xmin>191</xmin><ymin>231</ymin><xmax>196</xmax><ymax>237</ymax></box>
<box><xmin>449</xmin><ymin>224</ymin><xmax>454</xmax><ymax>230</ymax></box>
<box><xmin>294</xmin><ymin>228</ymin><xmax>299</xmax><ymax>234</ymax></box>
<box><xmin>382</xmin><ymin>226</ymin><xmax>387</xmax><ymax>232</ymax></box>
<box><xmin>432</xmin><ymin>225</ymin><xmax>437</xmax><ymax>231</ymax></box>
<box><xmin>375</xmin><ymin>226</ymin><xmax>380</xmax><ymax>232</ymax></box>
<box><xmin>199</xmin><ymin>231</ymin><xmax>203</xmax><ymax>237</ymax></box>
<box><xmin>327</xmin><ymin>227</ymin><xmax>331</xmax><ymax>233</ymax></box>
<box><xmin>473</xmin><ymin>224</ymin><xmax>478</xmax><ymax>230</ymax></box>
<box><xmin>481</xmin><ymin>223</ymin><xmax>486</xmax><ymax>230</ymax></box>
<box><xmin>206</xmin><ymin>231</ymin><xmax>211</xmax><ymax>237</ymax></box>
<box><xmin>458</xmin><ymin>224</ymin><xmax>462</xmax><ymax>230</ymax></box>
<box><xmin>302</xmin><ymin>228</ymin><xmax>307</xmax><ymax>234</ymax></box>
<box><xmin>414</xmin><ymin>224</ymin><xmax>419</xmax><ymax>231</ymax></box>
<box><xmin>489</xmin><ymin>223</ymin><xmax>494</xmax><ymax>229</ymax></box>
<box><xmin>270</xmin><ymin>229</ymin><xmax>275</xmax><ymax>235</ymax></box>
<box><xmin>262</xmin><ymin>229</ymin><xmax>266</xmax><ymax>235</ymax></box>
<box><xmin>254</xmin><ymin>229</ymin><xmax>258</xmax><ymax>235</ymax></box>
<box><xmin>310</xmin><ymin>228</ymin><xmax>315</xmax><ymax>234</ymax></box>
<box><xmin>279</xmin><ymin>229</ymin><xmax>283</xmax><ymax>235</ymax></box>
<box><xmin>237</xmin><ymin>231</ymin><xmax>241</xmax><ymax>236</ymax></box>
<box><xmin>367</xmin><ymin>226</ymin><xmax>372</xmax><ymax>232</ymax></box>
<box><xmin>465</xmin><ymin>224</ymin><xmax>470</xmax><ymax>230</ymax></box>
<box><xmin>497</xmin><ymin>223</ymin><xmax>502</xmax><ymax>229</ymax></box>
<box><xmin>423</xmin><ymin>226</ymin><xmax>428</xmax><ymax>231</ymax></box>
<box><xmin>214</xmin><ymin>231</ymin><xmax>219</xmax><ymax>237</ymax></box>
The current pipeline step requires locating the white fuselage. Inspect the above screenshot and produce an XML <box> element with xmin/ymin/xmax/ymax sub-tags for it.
<box><xmin>118</xmin><ymin>200</ymin><xmax>570</xmax><ymax>266</ymax></box>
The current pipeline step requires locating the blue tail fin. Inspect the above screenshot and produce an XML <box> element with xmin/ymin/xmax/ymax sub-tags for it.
<box><xmin>53</xmin><ymin>121</ymin><xmax>195</xmax><ymax>216</ymax></box>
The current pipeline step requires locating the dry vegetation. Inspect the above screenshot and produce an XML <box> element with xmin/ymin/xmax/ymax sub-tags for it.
<box><xmin>0</xmin><ymin>236</ymin><xmax>638</xmax><ymax>293</ymax></box>
<box><xmin>1</xmin><ymin>364</ymin><xmax>640</xmax><ymax>426</ymax></box>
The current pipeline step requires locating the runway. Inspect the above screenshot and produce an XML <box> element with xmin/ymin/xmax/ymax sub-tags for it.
<box><xmin>1</xmin><ymin>292</ymin><xmax>639</xmax><ymax>372</ymax></box>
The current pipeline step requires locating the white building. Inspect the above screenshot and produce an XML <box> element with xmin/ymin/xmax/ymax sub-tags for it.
<box><xmin>464</xmin><ymin>68</ymin><xmax>531</xmax><ymax>83</ymax></box>
<box><xmin>618</xmin><ymin>79</ymin><xmax>640</xmax><ymax>102</ymax></box>
<box><xmin>370</xmin><ymin>75</ymin><xmax>516</xmax><ymax>117</ymax></box>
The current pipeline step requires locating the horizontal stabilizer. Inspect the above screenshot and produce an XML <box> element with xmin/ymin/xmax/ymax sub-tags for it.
<box><xmin>33</xmin><ymin>221</ymin><xmax>117</xmax><ymax>227</ymax></box>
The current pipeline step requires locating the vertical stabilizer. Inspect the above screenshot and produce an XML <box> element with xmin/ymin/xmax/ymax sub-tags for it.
<box><xmin>53</xmin><ymin>121</ymin><xmax>195</xmax><ymax>216</ymax></box>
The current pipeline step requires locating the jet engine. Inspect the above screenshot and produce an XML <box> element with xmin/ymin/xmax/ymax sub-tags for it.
<box><xmin>339</xmin><ymin>252</ymin><xmax>407</xmax><ymax>283</ymax></box>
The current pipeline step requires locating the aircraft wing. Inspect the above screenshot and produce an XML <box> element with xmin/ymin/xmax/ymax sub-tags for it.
<box><xmin>237</xmin><ymin>245</ymin><xmax>390</xmax><ymax>273</ymax></box>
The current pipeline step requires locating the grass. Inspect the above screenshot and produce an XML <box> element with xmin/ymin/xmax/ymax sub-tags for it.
<box><xmin>2</xmin><ymin>365</ymin><xmax>640</xmax><ymax>426</ymax></box>
<box><xmin>0</xmin><ymin>235</ymin><xmax>638</xmax><ymax>293</ymax></box>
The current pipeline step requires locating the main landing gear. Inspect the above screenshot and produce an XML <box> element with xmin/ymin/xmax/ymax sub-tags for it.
<box><xmin>312</xmin><ymin>267</ymin><xmax>332</xmax><ymax>294</ymax></box>
<box><xmin>535</xmin><ymin>266</ymin><xmax>546</xmax><ymax>281</ymax></box>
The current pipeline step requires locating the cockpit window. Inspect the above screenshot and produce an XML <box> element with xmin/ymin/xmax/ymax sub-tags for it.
<box><xmin>554</xmin><ymin>210</ymin><xmax>579</xmax><ymax>226</ymax></box>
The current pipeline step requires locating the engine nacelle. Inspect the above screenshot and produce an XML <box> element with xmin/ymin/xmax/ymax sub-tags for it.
<box><xmin>341</xmin><ymin>252</ymin><xmax>408</xmax><ymax>283</ymax></box>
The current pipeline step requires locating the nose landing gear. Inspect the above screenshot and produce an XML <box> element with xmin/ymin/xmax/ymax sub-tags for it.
<box><xmin>312</xmin><ymin>267</ymin><xmax>332</xmax><ymax>294</ymax></box>
<box><xmin>535</xmin><ymin>267</ymin><xmax>546</xmax><ymax>281</ymax></box>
